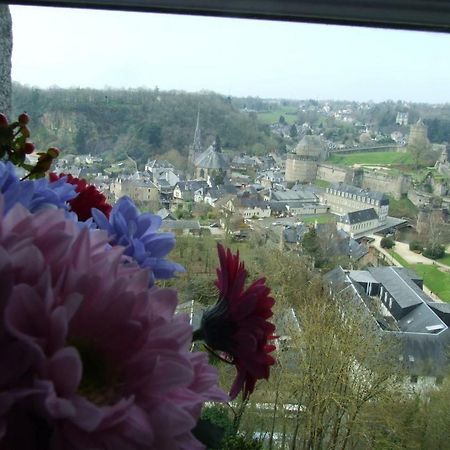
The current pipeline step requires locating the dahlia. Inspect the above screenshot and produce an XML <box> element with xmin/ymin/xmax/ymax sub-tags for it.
<box><xmin>49</xmin><ymin>172</ymin><xmax>112</xmax><ymax>221</ymax></box>
<box><xmin>0</xmin><ymin>195</ymin><xmax>226</xmax><ymax>449</ymax></box>
<box><xmin>92</xmin><ymin>196</ymin><xmax>184</xmax><ymax>286</ymax></box>
<box><xmin>197</xmin><ymin>244</ymin><xmax>276</xmax><ymax>400</ymax></box>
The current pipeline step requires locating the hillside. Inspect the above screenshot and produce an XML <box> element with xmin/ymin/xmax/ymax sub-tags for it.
<box><xmin>11</xmin><ymin>84</ymin><xmax>281</xmax><ymax>167</ymax></box>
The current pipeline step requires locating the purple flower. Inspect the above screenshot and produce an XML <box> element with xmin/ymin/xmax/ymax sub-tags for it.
<box><xmin>0</xmin><ymin>162</ymin><xmax>77</xmax><ymax>214</ymax></box>
<box><xmin>0</xmin><ymin>194</ymin><xmax>226</xmax><ymax>449</ymax></box>
<box><xmin>92</xmin><ymin>196</ymin><xmax>184</xmax><ymax>286</ymax></box>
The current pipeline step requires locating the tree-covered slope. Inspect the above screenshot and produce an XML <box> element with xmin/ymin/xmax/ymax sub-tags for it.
<box><xmin>11</xmin><ymin>84</ymin><xmax>279</xmax><ymax>166</ymax></box>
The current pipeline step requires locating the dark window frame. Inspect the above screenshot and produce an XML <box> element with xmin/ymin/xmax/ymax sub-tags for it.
<box><xmin>3</xmin><ymin>0</ymin><xmax>450</xmax><ymax>33</ymax></box>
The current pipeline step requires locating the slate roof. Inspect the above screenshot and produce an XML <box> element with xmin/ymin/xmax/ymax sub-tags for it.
<box><xmin>326</xmin><ymin>265</ymin><xmax>450</xmax><ymax>375</ymax></box>
<box><xmin>397</xmin><ymin>303</ymin><xmax>445</xmax><ymax>334</ymax></box>
<box><xmin>368</xmin><ymin>267</ymin><xmax>426</xmax><ymax>310</ymax></box>
<box><xmin>271</xmin><ymin>189</ymin><xmax>318</xmax><ymax>203</ymax></box>
<box><xmin>283</xmin><ymin>224</ymin><xmax>309</xmax><ymax>243</ymax></box>
<box><xmin>428</xmin><ymin>302</ymin><xmax>450</xmax><ymax>326</ymax></box>
<box><xmin>339</xmin><ymin>208</ymin><xmax>379</xmax><ymax>224</ymax></box>
<box><xmin>161</xmin><ymin>220</ymin><xmax>201</xmax><ymax>230</ymax></box>
<box><xmin>175</xmin><ymin>180</ymin><xmax>208</xmax><ymax>192</ymax></box>
<box><xmin>206</xmin><ymin>184</ymin><xmax>238</xmax><ymax>200</ymax></box>
<box><xmin>146</xmin><ymin>159</ymin><xmax>174</xmax><ymax>169</ymax></box>
<box><xmin>195</xmin><ymin>141</ymin><xmax>229</xmax><ymax>170</ymax></box>
<box><xmin>231</xmin><ymin>154</ymin><xmax>256</xmax><ymax>167</ymax></box>
<box><xmin>349</xmin><ymin>270</ymin><xmax>378</xmax><ymax>284</ymax></box>
<box><xmin>328</xmin><ymin>182</ymin><xmax>389</xmax><ymax>205</ymax></box>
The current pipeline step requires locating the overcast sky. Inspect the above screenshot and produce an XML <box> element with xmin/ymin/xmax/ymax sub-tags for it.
<box><xmin>10</xmin><ymin>5</ymin><xmax>450</xmax><ymax>103</ymax></box>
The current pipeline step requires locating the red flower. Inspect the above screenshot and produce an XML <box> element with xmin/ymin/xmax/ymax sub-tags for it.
<box><xmin>49</xmin><ymin>172</ymin><xmax>112</xmax><ymax>221</ymax></box>
<box><xmin>199</xmin><ymin>244</ymin><xmax>276</xmax><ymax>399</ymax></box>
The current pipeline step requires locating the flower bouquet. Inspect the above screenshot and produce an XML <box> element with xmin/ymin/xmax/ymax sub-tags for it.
<box><xmin>0</xmin><ymin>113</ymin><xmax>276</xmax><ymax>449</ymax></box>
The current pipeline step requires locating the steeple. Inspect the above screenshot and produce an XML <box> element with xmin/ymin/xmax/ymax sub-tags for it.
<box><xmin>192</xmin><ymin>109</ymin><xmax>202</xmax><ymax>153</ymax></box>
<box><xmin>189</xmin><ymin>109</ymin><xmax>202</xmax><ymax>167</ymax></box>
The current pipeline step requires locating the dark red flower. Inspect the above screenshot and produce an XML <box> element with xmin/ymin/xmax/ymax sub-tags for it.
<box><xmin>199</xmin><ymin>244</ymin><xmax>276</xmax><ymax>400</ymax></box>
<box><xmin>49</xmin><ymin>172</ymin><xmax>112</xmax><ymax>221</ymax></box>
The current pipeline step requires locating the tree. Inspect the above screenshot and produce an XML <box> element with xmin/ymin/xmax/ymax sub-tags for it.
<box><xmin>289</xmin><ymin>124</ymin><xmax>298</xmax><ymax>139</ymax></box>
<box><xmin>284</xmin><ymin>279</ymin><xmax>406</xmax><ymax>450</ymax></box>
<box><xmin>380</xmin><ymin>237</ymin><xmax>395</xmax><ymax>249</ymax></box>
<box><xmin>0</xmin><ymin>5</ymin><xmax>12</xmax><ymax>115</ymax></box>
<box><xmin>408</xmin><ymin>135</ymin><xmax>432</xmax><ymax>169</ymax></box>
<box><xmin>279</xmin><ymin>115</ymin><xmax>286</xmax><ymax>125</ymax></box>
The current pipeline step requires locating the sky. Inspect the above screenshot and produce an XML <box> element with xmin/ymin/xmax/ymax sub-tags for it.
<box><xmin>9</xmin><ymin>5</ymin><xmax>450</xmax><ymax>103</ymax></box>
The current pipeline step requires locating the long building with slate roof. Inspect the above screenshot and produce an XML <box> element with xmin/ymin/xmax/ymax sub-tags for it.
<box><xmin>326</xmin><ymin>266</ymin><xmax>450</xmax><ymax>384</ymax></box>
<box><xmin>321</xmin><ymin>182</ymin><xmax>389</xmax><ymax>218</ymax></box>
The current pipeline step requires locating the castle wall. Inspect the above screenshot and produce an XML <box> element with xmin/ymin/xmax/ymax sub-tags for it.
<box><xmin>407</xmin><ymin>190</ymin><xmax>432</xmax><ymax>207</ymax></box>
<box><xmin>361</xmin><ymin>171</ymin><xmax>411</xmax><ymax>200</ymax></box>
<box><xmin>316</xmin><ymin>164</ymin><xmax>349</xmax><ymax>183</ymax></box>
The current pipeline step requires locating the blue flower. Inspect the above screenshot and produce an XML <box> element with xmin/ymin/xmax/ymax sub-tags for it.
<box><xmin>92</xmin><ymin>196</ymin><xmax>184</xmax><ymax>285</ymax></box>
<box><xmin>0</xmin><ymin>162</ymin><xmax>77</xmax><ymax>214</ymax></box>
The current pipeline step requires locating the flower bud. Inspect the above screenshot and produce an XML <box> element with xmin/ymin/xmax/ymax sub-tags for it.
<box><xmin>47</xmin><ymin>147</ymin><xmax>60</xmax><ymax>158</ymax></box>
<box><xmin>0</xmin><ymin>113</ymin><xmax>8</xmax><ymax>127</ymax></box>
<box><xmin>24</xmin><ymin>142</ymin><xmax>35</xmax><ymax>154</ymax></box>
<box><xmin>18</xmin><ymin>112</ymin><xmax>30</xmax><ymax>125</ymax></box>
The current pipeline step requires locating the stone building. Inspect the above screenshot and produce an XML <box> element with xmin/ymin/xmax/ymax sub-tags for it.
<box><xmin>194</xmin><ymin>136</ymin><xmax>229</xmax><ymax>183</ymax></box>
<box><xmin>435</xmin><ymin>144</ymin><xmax>450</xmax><ymax>177</ymax></box>
<box><xmin>326</xmin><ymin>266</ymin><xmax>450</xmax><ymax>384</ymax></box>
<box><xmin>321</xmin><ymin>182</ymin><xmax>389</xmax><ymax>222</ymax></box>
<box><xmin>396</xmin><ymin>112</ymin><xmax>409</xmax><ymax>126</ymax></box>
<box><xmin>110</xmin><ymin>174</ymin><xmax>160</xmax><ymax>205</ymax></box>
<box><xmin>408</xmin><ymin>118</ymin><xmax>429</xmax><ymax>146</ymax></box>
<box><xmin>285</xmin><ymin>134</ymin><xmax>327</xmax><ymax>183</ymax></box>
<box><xmin>337</xmin><ymin>208</ymin><xmax>380</xmax><ymax>237</ymax></box>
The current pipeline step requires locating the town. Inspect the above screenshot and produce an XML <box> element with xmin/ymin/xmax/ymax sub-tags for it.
<box><xmin>9</xmin><ymin>89</ymin><xmax>450</xmax><ymax>449</ymax></box>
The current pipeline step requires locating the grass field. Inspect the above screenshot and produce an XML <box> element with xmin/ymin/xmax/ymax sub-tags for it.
<box><xmin>314</xmin><ymin>179</ymin><xmax>331</xmax><ymax>188</ymax></box>
<box><xmin>387</xmin><ymin>196</ymin><xmax>418</xmax><ymax>220</ymax></box>
<box><xmin>388</xmin><ymin>250</ymin><xmax>450</xmax><ymax>302</ymax></box>
<box><xmin>329</xmin><ymin>151</ymin><xmax>413</xmax><ymax>166</ymax></box>
<box><xmin>257</xmin><ymin>108</ymin><xmax>298</xmax><ymax>125</ymax></box>
<box><xmin>438</xmin><ymin>253</ymin><xmax>450</xmax><ymax>267</ymax></box>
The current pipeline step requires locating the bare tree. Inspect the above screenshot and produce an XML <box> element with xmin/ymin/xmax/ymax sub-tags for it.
<box><xmin>0</xmin><ymin>5</ymin><xmax>12</xmax><ymax>116</ymax></box>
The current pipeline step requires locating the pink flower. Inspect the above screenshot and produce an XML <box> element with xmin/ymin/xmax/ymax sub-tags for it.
<box><xmin>198</xmin><ymin>244</ymin><xmax>276</xmax><ymax>400</ymax></box>
<box><xmin>0</xmin><ymin>195</ymin><xmax>226</xmax><ymax>449</ymax></box>
<box><xmin>49</xmin><ymin>172</ymin><xmax>112</xmax><ymax>221</ymax></box>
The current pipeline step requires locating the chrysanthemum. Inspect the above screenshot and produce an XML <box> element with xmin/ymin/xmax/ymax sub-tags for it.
<box><xmin>198</xmin><ymin>244</ymin><xmax>276</xmax><ymax>400</ymax></box>
<box><xmin>49</xmin><ymin>172</ymin><xmax>112</xmax><ymax>221</ymax></box>
<box><xmin>92</xmin><ymin>196</ymin><xmax>184</xmax><ymax>286</ymax></box>
<box><xmin>0</xmin><ymin>161</ymin><xmax>77</xmax><ymax>214</ymax></box>
<box><xmin>0</xmin><ymin>195</ymin><xmax>226</xmax><ymax>449</ymax></box>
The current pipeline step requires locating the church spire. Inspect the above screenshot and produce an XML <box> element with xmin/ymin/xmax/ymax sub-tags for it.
<box><xmin>192</xmin><ymin>109</ymin><xmax>202</xmax><ymax>153</ymax></box>
<box><xmin>189</xmin><ymin>108</ymin><xmax>202</xmax><ymax>167</ymax></box>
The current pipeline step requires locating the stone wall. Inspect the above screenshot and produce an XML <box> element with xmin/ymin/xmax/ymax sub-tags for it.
<box><xmin>317</xmin><ymin>163</ymin><xmax>410</xmax><ymax>200</ymax></box>
<box><xmin>316</xmin><ymin>164</ymin><xmax>350</xmax><ymax>183</ymax></box>
<box><xmin>407</xmin><ymin>189</ymin><xmax>433</xmax><ymax>208</ymax></box>
<box><xmin>361</xmin><ymin>170</ymin><xmax>411</xmax><ymax>200</ymax></box>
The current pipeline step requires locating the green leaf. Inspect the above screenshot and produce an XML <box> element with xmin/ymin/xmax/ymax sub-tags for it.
<box><xmin>192</xmin><ymin>417</ymin><xmax>226</xmax><ymax>449</ymax></box>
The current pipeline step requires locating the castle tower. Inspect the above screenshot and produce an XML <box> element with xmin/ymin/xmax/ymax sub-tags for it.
<box><xmin>408</xmin><ymin>118</ymin><xmax>428</xmax><ymax>146</ymax></box>
<box><xmin>285</xmin><ymin>134</ymin><xmax>326</xmax><ymax>184</ymax></box>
